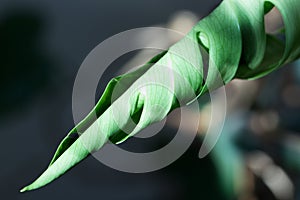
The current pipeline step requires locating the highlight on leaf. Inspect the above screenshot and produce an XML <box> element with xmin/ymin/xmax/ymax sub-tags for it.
<box><xmin>21</xmin><ymin>0</ymin><xmax>300</xmax><ymax>192</ymax></box>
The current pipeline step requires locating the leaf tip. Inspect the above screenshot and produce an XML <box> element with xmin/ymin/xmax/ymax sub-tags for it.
<box><xmin>20</xmin><ymin>186</ymin><xmax>28</xmax><ymax>193</ymax></box>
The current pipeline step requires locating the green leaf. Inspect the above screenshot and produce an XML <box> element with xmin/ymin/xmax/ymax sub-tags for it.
<box><xmin>21</xmin><ymin>0</ymin><xmax>300</xmax><ymax>192</ymax></box>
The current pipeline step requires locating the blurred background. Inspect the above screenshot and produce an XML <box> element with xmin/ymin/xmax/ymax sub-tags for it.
<box><xmin>1</xmin><ymin>0</ymin><xmax>299</xmax><ymax>199</ymax></box>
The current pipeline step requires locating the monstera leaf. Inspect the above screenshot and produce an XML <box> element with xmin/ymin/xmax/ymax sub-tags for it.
<box><xmin>21</xmin><ymin>0</ymin><xmax>300</xmax><ymax>192</ymax></box>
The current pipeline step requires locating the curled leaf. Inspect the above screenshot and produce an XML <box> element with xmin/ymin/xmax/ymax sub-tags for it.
<box><xmin>21</xmin><ymin>0</ymin><xmax>300</xmax><ymax>192</ymax></box>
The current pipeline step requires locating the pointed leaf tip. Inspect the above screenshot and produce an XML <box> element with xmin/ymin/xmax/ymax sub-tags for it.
<box><xmin>20</xmin><ymin>187</ymin><xmax>27</xmax><ymax>193</ymax></box>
